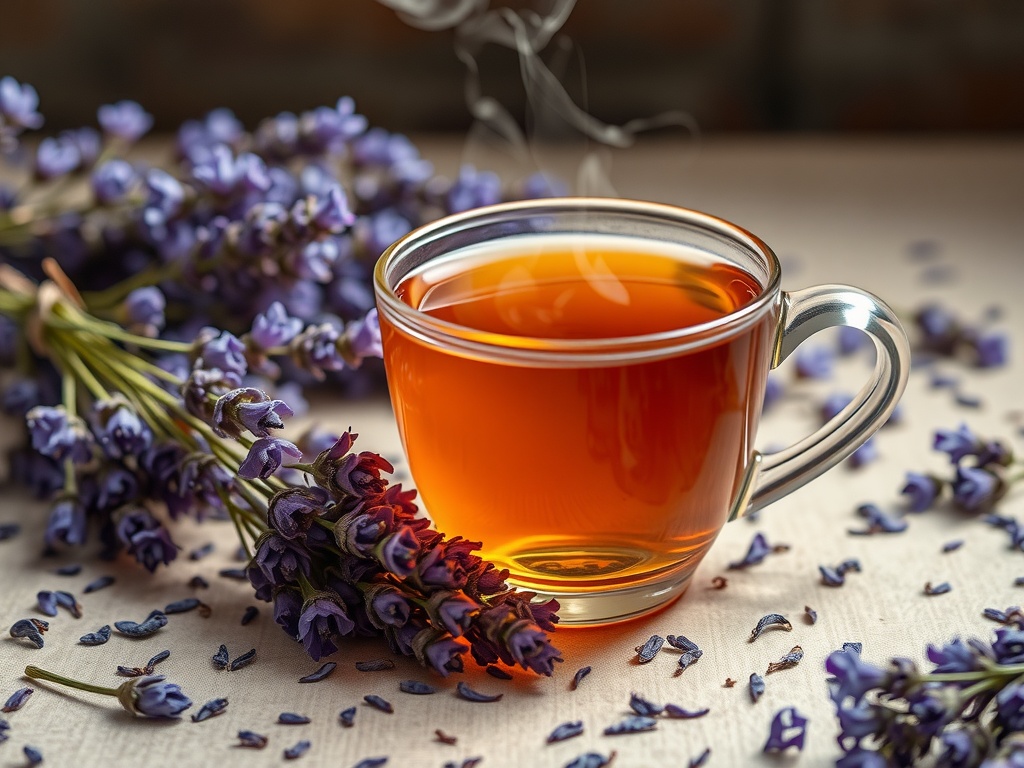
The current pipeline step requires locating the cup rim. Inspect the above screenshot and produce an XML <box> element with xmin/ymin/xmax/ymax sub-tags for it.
<box><xmin>374</xmin><ymin>197</ymin><xmax>783</xmax><ymax>365</ymax></box>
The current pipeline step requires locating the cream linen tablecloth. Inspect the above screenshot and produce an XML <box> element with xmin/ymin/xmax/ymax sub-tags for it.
<box><xmin>1</xmin><ymin>137</ymin><xmax>1023</xmax><ymax>768</ymax></box>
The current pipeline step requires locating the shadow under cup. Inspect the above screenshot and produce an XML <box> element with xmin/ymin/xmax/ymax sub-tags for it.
<box><xmin>374</xmin><ymin>198</ymin><xmax>909</xmax><ymax>625</ymax></box>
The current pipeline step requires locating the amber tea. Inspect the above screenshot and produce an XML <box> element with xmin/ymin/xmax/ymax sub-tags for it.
<box><xmin>382</xmin><ymin>236</ymin><xmax>775</xmax><ymax>593</ymax></box>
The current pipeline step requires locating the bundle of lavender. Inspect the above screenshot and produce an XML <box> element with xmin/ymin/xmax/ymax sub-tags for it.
<box><xmin>0</xmin><ymin>76</ymin><xmax>561</xmax><ymax>675</ymax></box>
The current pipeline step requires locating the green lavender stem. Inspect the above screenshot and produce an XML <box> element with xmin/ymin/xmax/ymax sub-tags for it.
<box><xmin>24</xmin><ymin>666</ymin><xmax>121</xmax><ymax>697</ymax></box>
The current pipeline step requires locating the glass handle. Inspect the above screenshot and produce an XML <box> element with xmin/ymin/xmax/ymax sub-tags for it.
<box><xmin>744</xmin><ymin>285</ymin><xmax>911</xmax><ymax>515</ymax></box>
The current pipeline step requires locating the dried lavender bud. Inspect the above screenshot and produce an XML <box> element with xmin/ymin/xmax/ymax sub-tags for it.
<box><xmin>837</xmin><ymin>559</ymin><xmax>861</xmax><ymax>575</ymax></box>
<box><xmin>455</xmin><ymin>682</ymin><xmax>502</xmax><ymax>703</ymax></box>
<box><xmin>36</xmin><ymin>591</ymin><xmax>58</xmax><ymax>617</ymax></box>
<box><xmin>710</xmin><ymin>576</ymin><xmax>727</xmax><ymax>589</ymax></box>
<box><xmin>664</xmin><ymin>704</ymin><xmax>710</xmax><ymax>719</ymax></box>
<box><xmin>942</xmin><ymin>540</ymin><xmax>964</xmax><ymax>553</ymax></box>
<box><xmin>147</xmin><ymin>650</ymin><xmax>171</xmax><ymax>669</ymax></box>
<box><xmin>634</xmin><ymin>635</ymin><xmax>664</xmax><ymax>663</ymax></box>
<box><xmin>727</xmin><ymin>531</ymin><xmax>776</xmax><ymax>569</ymax></box>
<box><xmin>766</xmin><ymin>646</ymin><xmax>804</xmax><ymax>674</ymax></box>
<box><xmin>665</xmin><ymin>635</ymin><xmax>700</xmax><ymax>652</ymax></box>
<box><xmin>53</xmin><ymin>590</ymin><xmax>82</xmax><ymax>618</ymax></box>
<box><xmin>603</xmin><ymin>715</ymin><xmax>657</xmax><ymax>735</ymax></box>
<box><xmin>278</xmin><ymin>712</ymin><xmax>311</xmax><ymax>725</ymax></box>
<box><xmin>689</xmin><ymin>747</ymin><xmax>711</xmax><ymax>767</ymax></box>
<box><xmin>925</xmin><ymin>581</ymin><xmax>953</xmax><ymax>596</ymax></box>
<box><xmin>805</xmin><ymin>606</ymin><xmax>818</xmax><ymax>625</ymax></box>
<box><xmin>363</xmin><ymin>695</ymin><xmax>394</xmax><ymax>713</ymax></box>
<box><xmin>849</xmin><ymin>503</ymin><xmax>908</xmax><ymax>535</ymax></box>
<box><xmin>218</xmin><ymin>567</ymin><xmax>247</xmax><ymax>580</ymax></box>
<box><xmin>241</xmin><ymin>606</ymin><xmax>259</xmax><ymax>625</ymax></box>
<box><xmin>338</xmin><ymin>706</ymin><xmax>357</xmax><ymax>727</ymax></box>
<box><xmin>724</xmin><ymin>678</ymin><xmax>737</xmax><ymax>688</ymax></box>
<box><xmin>763</xmin><ymin>706</ymin><xmax>808</xmax><ymax>752</ymax></box>
<box><xmin>191</xmin><ymin>697</ymin><xmax>229</xmax><ymax>722</ymax></box>
<box><xmin>2</xmin><ymin>687</ymin><xmax>33</xmax><ymax>712</ymax></box>
<box><xmin>355</xmin><ymin>659</ymin><xmax>395</xmax><ymax>672</ymax></box>
<box><xmin>116</xmin><ymin>665</ymin><xmax>146</xmax><ymax>678</ymax></box>
<box><xmin>10</xmin><ymin>620</ymin><xmax>44</xmax><ymax>649</ymax></box>
<box><xmin>24</xmin><ymin>745</ymin><xmax>43</xmax><ymax>766</ymax></box>
<box><xmin>485</xmin><ymin>666</ymin><xmax>513</xmax><ymax>680</ymax></box>
<box><xmin>955</xmin><ymin>391</ymin><xmax>982</xmax><ymax>408</ymax></box>
<box><xmin>298</xmin><ymin>662</ymin><xmax>337</xmax><ymax>683</ymax></box>
<box><xmin>164</xmin><ymin>598</ymin><xmax>201</xmax><ymax>614</ymax></box>
<box><xmin>55</xmin><ymin>563</ymin><xmax>82</xmax><ymax>576</ymax></box>
<box><xmin>676</xmin><ymin>650</ymin><xmax>703</xmax><ymax>673</ymax></box>
<box><xmin>749</xmin><ymin>673</ymin><xmax>765</xmax><ymax>702</ymax></box>
<box><xmin>443</xmin><ymin>759</ymin><xmax>480</xmax><ymax>768</ymax></box>
<box><xmin>565</xmin><ymin>753</ymin><xmax>616</xmax><ymax>768</ymax></box>
<box><xmin>547</xmin><ymin>721</ymin><xmax>584</xmax><ymax>743</ymax></box>
<box><xmin>628</xmin><ymin>692</ymin><xmax>663</xmax><ymax>717</ymax></box>
<box><xmin>79</xmin><ymin>625</ymin><xmax>111</xmax><ymax>646</ymax></box>
<box><xmin>0</xmin><ymin>523</ymin><xmax>20</xmax><ymax>540</ymax></box>
<box><xmin>1015</xmin><ymin>577</ymin><xmax>1024</xmax><ymax>587</ymax></box>
<box><xmin>29</xmin><ymin>619</ymin><xmax>48</xmax><ymax>634</ymax></box>
<box><xmin>229</xmin><ymin>649</ymin><xmax>256</xmax><ymax>671</ymax></box>
<box><xmin>984</xmin><ymin>607</ymin><xmax>1010</xmax><ymax>623</ymax></box>
<box><xmin>189</xmin><ymin>542</ymin><xmax>215</xmax><ymax>561</ymax></box>
<box><xmin>749</xmin><ymin>614</ymin><xmax>792</xmax><ymax>642</ymax></box>
<box><xmin>237</xmin><ymin>730</ymin><xmax>268</xmax><ymax>749</ymax></box>
<box><xmin>841</xmin><ymin>642</ymin><xmax>863</xmax><ymax>655</ymax></box>
<box><xmin>212</xmin><ymin>644</ymin><xmax>229</xmax><ymax>670</ymax></box>
<box><xmin>188</xmin><ymin>575</ymin><xmax>210</xmax><ymax>589</ymax></box>
<box><xmin>83</xmin><ymin>576</ymin><xmax>114</xmax><ymax>593</ymax></box>
<box><xmin>283</xmin><ymin>740</ymin><xmax>311</xmax><ymax>760</ymax></box>
<box><xmin>571</xmin><ymin>666</ymin><xmax>591</xmax><ymax>690</ymax></box>
<box><xmin>435</xmin><ymin>729</ymin><xmax>457</xmax><ymax>745</ymax></box>
<box><xmin>114</xmin><ymin>611</ymin><xmax>167</xmax><ymax>637</ymax></box>
<box><xmin>819</xmin><ymin>565</ymin><xmax>845</xmax><ymax>587</ymax></box>
<box><xmin>398</xmin><ymin>680</ymin><xmax>436</xmax><ymax>695</ymax></box>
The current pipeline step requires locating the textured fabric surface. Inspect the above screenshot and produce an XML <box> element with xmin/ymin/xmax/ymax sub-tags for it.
<box><xmin>1</xmin><ymin>137</ymin><xmax>1022</xmax><ymax>767</ymax></box>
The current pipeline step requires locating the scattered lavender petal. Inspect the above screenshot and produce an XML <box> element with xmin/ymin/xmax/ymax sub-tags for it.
<box><xmin>36</xmin><ymin>591</ymin><xmax>58</xmax><ymax>617</ymax></box>
<box><xmin>603</xmin><ymin>715</ymin><xmax>657</xmax><ymax>735</ymax></box>
<box><xmin>189</xmin><ymin>575</ymin><xmax>210</xmax><ymax>589</ymax></box>
<box><xmin>954</xmin><ymin>391</ymin><xmax>982</xmax><ymax>409</ymax></box>
<box><xmin>398</xmin><ymin>680</ymin><xmax>436</xmax><ymax>695</ymax></box>
<box><xmin>2</xmin><ymin>687</ymin><xmax>33</xmax><ymax>712</ymax></box>
<box><xmin>564</xmin><ymin>753</ymin><xmax>616</xmax><ymax>768</ymax></box>
<box><xmin>485</xmin><ymin>666</ymin><xmax>513</xmax><ymax>680</ymax></box>
<box><xmin>766</xmin><ymin>646</ymin><xmax>804</xmax><ymax>674</ymax></box>
<box><xmin>218</xmin><ymin>567</ymin><xmax>248</xmax><ymax>580</ymax></box>
<box><xmin>763</xmin><ymin>706</ymin><xmax>808</xmax><ymax>752</ymax></box>
<box><xmin>83</xmin><ymin>575</ymin><xmax>114</xmax><ymax>593</ymax></box>
<box><xmin>164</xmin><ymin>597</ymin><xmax>201</xmax><ymax>614</ymax></box>
<box><xmin>925</xmin><ymin>581</ymin><xmax>953</xmax><ymax>596</ymax></box>
<box><xmin>212</xmin><ymin>644</ymin><xmax>229</xmax><ymax>670</ymax></box>
<box><xmin>727</xmin><ymin>532</ymin><xmax>776</xmax><ymax>569</ymax></box>
<box><xmin>229</xmin><ymin>648</ymin><xmax>256</xmax><ymax>670</ymax></box>
<box><xmin>189</xmin><ymin>542</ymin><xmax>215</xmax><ymax>561</ymax></box>
<box><xmin>191</xmin><ymin>697</ymin><xmax>229</xmax><ymax>722</ymax></box>
<box><xmin>689</xmin><ymin>747</ymin><xmax>712</xmax><ymax>767</ymax></box>
<box><xmin>663</xmin><ymin>704</ymin><xmax>710</xmax><ymax>719</ymax></box>
<box><xmin>547</xmin><ymin>721</ymin><xmax>584</xmax><ymax>743</ymax></box>
<box><xmin>435</xmin><ymin>729</ymin><xmax>457</xmax><ymax>745</ymax></box>
<box><xmin>147</xmin><ymin>649</ymin><xmax>170</xmax><ymax>668</ymax></box>
<box><xmin>455</xmin><ymin>682</ymin><xmax>502</xmax><ymax>703</ymax></box>
<box><xmin>750</xmin><ymin>673</ymin><xmax>765</xmax><ymax>703</ymax></box>
<box><xmin>55</xmin><ymin>563</ymin><xmax>82</xmax><ymax>576</ymax></box>
<box><xmin>283</xmin><ymin>740</ymin><xmax>311</xmax><ymax>760</ymax></box>
<box><xmin>353</xmin><ymin>760</ymin><xmax>388</xmax><ymax>768</ymax></box>
<box><xmin>634</xmin><ymin>635</ymin><xmax>664</xmax><ymax>663</ymax></box>
<box><xmin>24</xmin><ymin>745</ymin><xmax>43</xmax><ymax>766</ymax></box>
<box><xmin>278</xmin><ymin>712</ymin><xmax>311</xmax><ymax>725</ymax></box>
<box><xmin>842</xmin><ymin>642</ymin><xmax>863</xmax><ymax>655</ymax></box>
<box><xmin>819</xmin><ymin>565</ymin><xmax>845</xmax><ymax>587</ymax></box>
<box><xmin>942</xmin><ymin>540</ymin><xmax>965</xmax><ymax>553</ymax></box>
<box><xmin>241</xmin><ymin>606</ymin><xmax>259</xmax><ymax>625</ymax></box>
<box><xmin>0</xmin><ymin>523</ymin><xmax>20</xmax><ymax>540</ymax></box>
<box><xmin>749</xmin><ymin>614</ymin><xmax>792</xmax><ymax>642</ymax></box>
<box><xmin>355</xmin><ymin>659</ymin><xmax>395</xmax><ymax>672</ymax></box>
<box><xmin>114</xmin><ymin>611</ymin><xmax>167</xmax><ymax>637</ymax></box>
<box><xmin>339</xmin><ymin>706</ymin><xmax>357</xmax><ymax>727</ymax></box>
<box><xmin>9</xmin><ymin>619</ymin><xmax>44</xmax><ymax>648</ymax></box>
<box><xmin>804</xmin><ymin>606</ymin><xmax>818</xmax><ymax>625</ymax></box>
<box><xmin>628</xmin><ymin>692</ymin><xmax>663</xmax><ymax>717</ymax></box>
<box><xmin>237</xmin><ymin>730</ymin><xmax>268</xmax><ymax>749</ymax></box>
<box><xmin>665</xmin><ymin>635</ymin><xmax>700</xmax><ymax>652</ymax></box>
<box><xmin>363</xmin><ymin>694</ymin><xmax>394</xmax><ymax>713</ymax></box>
<box><xmin>571</xmin><ymin>666</ymin><xmax>591</xmax><ymax>690</ymax></box>
<box><xmin>299</xmin><ymin>662</ymin><xmax>337</xmax><ymax>683</ymax></box>
<box><xmin>79</xmin><ymin>625</ymin><xmax>111</xmax><ymax>646</ymax></box>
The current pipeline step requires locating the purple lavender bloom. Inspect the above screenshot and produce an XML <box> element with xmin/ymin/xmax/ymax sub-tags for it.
<box><xmin>130</xmin><ymin>675</ymin><xmax>192</xmax><ymax>718</ymax></box>
<box><xmin>144</xmin><ymin>169</ymin><xmax>185</xmax><ymax>219</ymax></box>
<box><xmin>834</xmin><ymin>698</ymin><xmax>883</xmax><ymax>751</ymax></box>
<box><xmin>907</xmin><ymin>688</ymin><xmax>954</xmax><ymax>739</ymax></box>
<box><xmin>264</xmin><ymin>166</ymin><xmax>300</xmax><ymax>206</ymax></box>
<box><xmin>356</xmin><ymin>208</ymin><xmax>413</xmax><ymax>259</ymax></box>
<box><xmin>423</xmin><ymin>633</ymin><xmax>468</xmax><ymax>676</ymax></box>
<box><xmin>115</xmin><ymin>507</ymin><xmax>178</xmax><ymax>572</ymax></box>
<box><xmin>124</xmin><ymin>286</ymin><xmax>165</xmax><ymax>334</ymax></box>
<box><xmin>794</xmin><ymin>344</ymin><xmax>835</xmax><ymax>379</ymax></box>
<box><xmin>25</xmin><ymin>406</ymin><xmax>94</xmax><ymax>463</ymax></box>
<box><xmin>292</xmin><ymin>323</ymin><xmax>346</xmax><ymax>376</ymax></box>
<box><xmin>267</xmin><ymin>487</ymin><xmax>330</xmax><ymax>540</ymax></box>
<box><xmin>996</xmin><ymin>683</ymin><xmax>1024</xmax><ymax>733</ymax></box>
<box><xmin>763</xmin><ymin>706</ymin><xmax>808</xmax><ymax>752</ymax></box>
<box><xmin>915</xmin><ymin>303</ymin><xmax>960</xmax><ymax>353</ymax></box>
<box><xmin>239</xmin><ymin>437</ymin><xmax>302</xmax><ymax>480</ymax></box>
<box><xmin>290</xmin><ymin>238</ymin><xmax>342</xmax><ymax>283</ymax></box>
<box><xmin>346</xmin><ymin>309</ymin><xmax>382</xmax><ymax>360</ymax></box>
<box><xmin>44</xmin><ymin>497</ymin><xmax>87</xmax><ymax>548</ymax></box>
<box><xmin>335</xmin><ymin>96</ymin><xmax>368</xmax><ymax>139</ymax></box>
<box><xmin>970</xmin><ymin>330</ymin><xmax>1009</xmax><ymax>368</ymax></box>
<box><xmin>952</xmin><ymin>466</ymin><xmax>1002</xmax><ymax>512</ymax></box>
<box><xmin>297</xmin><ymin>594</ymin><xmax>355</xmax><ymax>660</ymax></box>
<box><xmin>937</xmin><ymin>730</ymin><xmax>982</xmax><ymax>768</ymax></box>
<box><xmin>727</xmin><ymin>531</ymin><xmax>773</xmax><ymax>569</ymax></box>
<box><xmin>66</xmin><ymin>126</ymin><xmax>101</xmax><ymax>167</ymax></box>
<box><xmin>273</xmin><ymin>588</ymin><xmax>304</xmax><ymax>636</ymax></box>
<box><xmin>247</xmin><ymin>533</ymin><xmax>312</xmax><ymax>601</ymax></box>
<box><xmin>934</xmin><ymin>424</ymin><xmax>982</xmax><ymax>464</ymax></box>
<box><xmin>95</xmin><ymin>466</ymin><xmax>141</xmax><ymax>511</ymax></box>
<box><xmin>195</xmin><ymin>329</ymin><xmax>247</xmax><ymax>378</ymax></box>
<box><xmin>91</xmin><ymin>159</ymin><xmax>136</xmax><ymax>205</ymax></box>
<box><xmin>238</xmin><ymin>202</ymin><xmax>287</xmax><ymax>255</ymax></box>
<box><xmin>311</xmin><ymin>185</ymin><xmax>355</xmax><ymax>233</ymax></box>
<box><xmin>850</xmin><ymin>503</ymin><xmax>908</xmax><ymax>535</ymax></box>
<box><xmin>2</xmin><ymin>377</ymin><xmax>45</xmax><ymax>417</ymax></box>
<box><xmin>426</xmin><ymin>591</ymin><xmax>480</xmax><ymax>637</ymax></box>
<box><xmin>192</xmin><ymin>145</ymin><xmax>270</xmax><ymax>196</ymax></box>
<box><xmin>821</xmin><ymin>392</ymin><xmax>853</xmax><ymax>423</ymax></box>
<box><xmin>254</xmin><ymin>111</ymin><xmax>300</xmax><ymax>158</ymax></box>
<box><xmin>212</xmin><ymin>387</ymin><xmax>292</xmax><ymax>439</ymax></box>
<box><xmin>927</xmin><ymin>638</ymin><xmax>982</xmax><ymax>675</ymax></box>
<box><xmin>98</xmin><ymin>100</ymin><xmax>153</xmax><ymax>142</ymax></box>
<box><xmin>901</xmin><ymin>472</ymin><xmax>943</xmax><ymax>512</ymax></box>
<box><xmin>368</xmin><ymin>586</ymin><xmax>411</xmax><ymax>628</ymax></box>
<box><xmin>993</xmin><ymin>628</ymin><xmax>1024</xmax><ymax>665</ymax></box>
<box><xmin>177</xmin><ymin>108</ymin><xmax>244</xmax><ymax>163</ymax></box>
<box><xmin>825</xmin><ymin>648</ymin><xmax>886</xmax><ymax>704</ymax></box>
<box><xmin>379</xmin><ymin>527</ymin><xmax>419</xmax><ymax>578</ymax></box>
<box><xmin>250</xmin><ymin>301</ymin><xmax>303</xmax><ymax>349</ymax></box>
<box><xmin>504</xmin><ymin>621</ymin><xmax>563</xmax><ymax>675</ymax></box>
<box><xmin>0</xmin><ymin>76</ymin><xmax>44</xmax><ymax>129</ymax></box>
<box><xmin>91</xmin><ymin>398</ymin><xmax>153</xmax><ymax>459</ymax></box>
<box><xmin>35</xmin><ymin>135</ymin><xmax>81</xmax><ymax>179</ymax></box>
<box><xmin>447</xmin><ymin>165</ymin><xmax>501</xmax><ymax>214</ymax></box>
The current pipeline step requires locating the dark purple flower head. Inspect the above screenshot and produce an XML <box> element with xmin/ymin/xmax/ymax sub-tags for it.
<box><xmin>212</xmin><ymin>387</ymin><xmax>293</xmax><ymax>439</ymax></box>
<box><xmin>144</xmin><ymin>169</ymin><xmax>185</xmax><ymax>220</ymax></box>
<box><xmin>364</xmin><ymin>584</ymin><xmax>412</xmax><ymax>629</ymax></box>
<box><xmin>907</xmin><ymin>686</ymin><xmax>956</xmax><ymax>740</ymax></box>
<box><xmin>420</xmin><ymin>632</ymin><xmax>468</xmax><ymax>676</ymax></box>
<box><xmin>238</xmin><ymin>437</ymin><xmax>302</xmax><ymax>480</ymax></box>
<box><xmin>3</xmin><ymin>377</ymin><xmax>45</xmax><ymax>417</ymax></box>
<box><xmin>915</xmin><ymin>303</ymin><xmax>960</xmax><ymax>354</ymax></box>
<box><xmin>978</xmin><ymin>439</ymin><xmax>1014</xmax><ymax>469</ymax></box>
<box><xmin>425</xmin><ymin>591</ymin><xmax>480</xmax><ymax>637</ymax></box>
<box><xmin>123</xmin><ymin>675</ymin><xmax>192</xmax><ymax>718</ymax></box>
<box><xmin>314</xmin><ymin>433</ymin><xmax>394</xmax><ymax>498</ymax></box>
<box><xmin>273</xmin><ymin>587</ymin><xmax>304</xmax><ymax>637</ymax></box>
<box><xmin>901</xmin><ymin>472</ymin><xmax>943</xmax><ymax>512</ymax></box>
<box><xmin>937</xmin><ymin>728</ymin><xmax>985</xmax><ymax>768</ymax></box>
<box><xmin>0</xmin><ymin>76</ymin><xmax>44</xmax><ymax>130</ymax></box>
<box><xmin>378</xmin><ymin>526</ymin><xmax>419</xmax><ymax>578</ymax></box>
<box><xmin>65</xmin><ymin>126</ymin><xmax>101</xmax><ymax>167</ymax></box>
<box><xmin>762</xmin><ymin>374</ymin><xmax>784</xmax><ymax>412</ymax></box>
<box><xmin>502</xmin><ymin>618</ymin><xmax>563</xmax><ymax>675</ymax></box>
<box><xmin>934</xmin><ymin>424</ymin><xmax>982</xmax><ymax>464</ymax></box>
<box><xmin>91</xmin><ymin>397</ymin><xmax>153</xmax><ymax>459</ymax></box>
<box><xmin>98</xmin><ymin>100</ymin><xmax>153</xmax><ymax>142</ymax></box>
<box><xmin>290</xmin><ymin>322</ymin><xmax>346</xmax><ymax>377</ymax></box>
<box><xmin>993</xmin><ymin>628</ymin><xmax>1024</xmax><ymax>665</ymax></box>
<box><xmin>848</xmin><ymin>438</ymin><xmax>878</xmax><ymax>469</ymax></box>
<box><xmin>193</xmin><ymin>329</ymin><xmax>247</xmax><ymax>379</ymax></box>
<box><xmin>825</xmin><ymin>648</ymin><xmax>886</xmax><ymax>705</ymax></box>
<box><xmin>122</xmin><ymin>286</ymin><xmax>165</xmax><ymax>335</ymax></box>
<box><xmin>249</xmin><ymin>301</ymin><xmax>303</xmax><ymax>350</ymax></box>
<box><xmin>763</xmin><ymin>706</ymin><xmax>808</xmax><ymax>752</ymax></box>
<box><xmin>952</xmin><ymin>466</ymin><xmax>1003</xmax><ymax>512</ymax></box>
<box><xmin>192</xmin><ymin>145</ymin><xmax>270</xmax><ymax>196</ymax></box>
<box><xmin>447</xmin><ymin>164</ymin><xmax>501</xmax><ymax>214</ymax></box>
<box><xmin>267</xmin><ymin>487</ymin><xmax>330</xmax><ymax>541</ymax></box>
<box><xmin>311</xmin><ymin>185</ymin><xmax>355</xmax><ymax>233</ymax></box>
<box><xmin>45</xmin><ymin>496</ymin><xmax>87</xmax><ymax>548</ymax></box>
<box><xmin>926</xmin><ymin>638</ymin><xmax>982</xmax><ymax>675</ymax></box>
<box><xmin>177</xmin><ymin>108</ymin><xmax>243</xmax><ymax>162</ymax></box>
<box><xmin>969</xmin><ymin>330</ymin><xmax>1009</xmax><ymax>368</ymax></box>
<box><xmin>95</xmin><ymin>466</ymin><xmax>141</xmax><ymax>512</ymax></box>
<box><xmin>35</xmin><ymin>135</ymin><xmax>81</xmax><ymax>179</ymax></box>
<box><xmin>297</xmin><ymin>593</ymin><xmax>355</xmax><ymax>660</ymax></box>
<box><xmin>414</xmin><ymin>543</ymin><xmax>471</xmax><ymax>591</ymax></box>
<box><xmin>355</xmin><ymin>207</ymin><xmax>413</xmax><ymax>259</ymax></box>
<box><xmin>26</xmin><ymin>405</ymin><xmax>94</xmax><ymax>463</ymax></box>
<box><xmin>181</xmin><ymin>367</ymin><xmax>242</xmax><ymax>424</ymax></box>
<box><xmin>346</xmin><ymin>309</ymin><xmax>382</xmax><ymax>361</ymax></box>
<box><xmin>91</xmin><ymin>159</ymin><xmax>136</xmax><ymax>205</ymax></box>
<box><xmin>334</xmin><ymin>508</ymin><xmax>391</xmax><ymax>556</ymax></box>
<box><xmin>520</xmin><ymin>171</ymin><xmax>568</xmax><ymax>199</ymax></box>
<box><xmin>997</xmin><ymin>684</ymin><xmax>1024</xmax><ymax>734</ymax></box>
<box><xmin>833</xmin><ymin>698</ymin><xmax>885</xmax><ymax>751</ymax></box>
<box><xmin>288</xmin><ymin>237</ymin><xmax>342</xmax><ymax>283</ymax></box>
<box><xmin>114</xmin><ymin>507</ymin><xmax>178</xmax><ymax>572</ymax></box>
<box><xmin>247</xmin><ymin>532</ymin><xmax>312</xmax><ymax>601</ymax></box>
<box><xmin>837</xmin><ymin>325</ymin><xmax>870</xmax><ymax>356</ymax></box>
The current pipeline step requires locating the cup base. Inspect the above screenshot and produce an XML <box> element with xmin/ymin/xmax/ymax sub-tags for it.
<box><xmin>507</xmin><ymin>565</ymin><xmax>694</xmax><ymax>626</ymax></box>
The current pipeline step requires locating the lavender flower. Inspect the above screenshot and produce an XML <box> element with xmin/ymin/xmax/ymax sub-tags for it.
<box><xmin>346</xmin><ymin>309</ymin><xmax>383</xmax><ymax>360</ymax></box>
<box><xmin>266</xmin><ymin>487</ymin><xmax>330</xmax><ymax>541</ymax></box>
<box><xmin>0</xmin><ymin>76</ymin><xmax>44</xmax><ymax>130</ymax></box>
<box><xmin>952</xmin><ymin>466</ymin><xmax>1003</xmax><ymax>512</ymax></box>
<box><xmin>194</xmin><ymin>330</ymin><xmax>247</xmax><ymax>379</ymax></box>
<box><xmin>901</xmin><ymin>472</ymin><xmax>943</xmax><ymax>512</ymax></box>
<box><xmin>35</xmin><ymin>135</ymin><xmax>81</xmax><ymax>179</ymax></box>
<box><xmin>297</xmin><ymin>593</ymin><xmax>355</xmax><ymax>660</ymax></box>
<box><xmin>98</xmin><ymin>100</ymin><xmax>153</xmax><ymax>142</ymax></box>
<box><xmin>123</xmin><ymin>287</ymin><xmax>165</xmax><ymax>335</ymax></box>
<box><xmin>246</xmin><ymin>533</ymin><xmax>312</xmax><ymax>601</ymax></box>
<box><xmin>192</xmin><ymin>145</ymin><xmax>270</xmax><ymax>196</ymax></box>
<box><xmin>970</xmin><ymin>330</ymin><xmax>1009</xmax><ymax>368</ymax></box>
<box><xmin>212</xmin><ymin>387</ymin><xmax>293</xmax><ymax>439</ymax></box>
<box><xmin>115</xmin><ymin>507</ymin><xmax>178</xmax><ymax>572</ymax></box>
<box><xmin>249</xmin><ymin>301</ymin><xmax>303</xmax><ymax>349</ymax></box>
<box><xmin>91</xmin><ymin>397</ymin><xmax>153</xmax><ymax>459</ymax></box>
<box><xmin>447</xmin><ymin>165</ymin><xmax>501</xmax><ymax>214</ymax></box>
<box><xmin>26</xmin><ymin>406</ymin><xmax>94</xmax><ymax>463</ymax></box>
<box><xmin>91</xmin><ymin>159</ymin><xmax>137</xmax><ymax>205</ymax></box>
<box><xmin>794</xmin><ymin>344</ymin><xmax>834</xmax><ymax>379</ymax></box>
<box><xmin>128</xmin><ymin>675</ymin><xmax>192</xmax><ymax>717</ymax></box>
<box><xmin>934</xmin><ymin>424</ymin><xmax>982</xmax><ymax>464</ymax></box>
<box><xmin>239</xmin><ymin>437</ymin><xmax>302</xmax><ymax>479</ymax></box>
<box><xmin>763</xmin><ymin>706</ymin><xmax>808</xmax><ymax>752</ymax></box>
<box><xmin>44</xmin><ymin>496</ymin><xmax>87</xmax><ymax>548</ymax></box>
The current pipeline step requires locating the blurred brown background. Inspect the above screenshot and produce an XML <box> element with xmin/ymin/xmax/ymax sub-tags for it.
<box><xmin>2</xmin><ymin>0</ymin><xmax>1023</xmax><ymax>134</ymax></box>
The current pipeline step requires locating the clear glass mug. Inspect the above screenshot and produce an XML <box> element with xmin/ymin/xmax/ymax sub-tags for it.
<box><xmin>373</xmin><ymin>198</ymin><xmax>910</xmax><ymax>625</ymax></box>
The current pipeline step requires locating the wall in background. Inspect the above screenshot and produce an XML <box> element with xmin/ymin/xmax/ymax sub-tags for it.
<box><xmin>1</xmin><ymin>0</ymin><xmax>1023</xmax><ymax>133</ymax></box>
